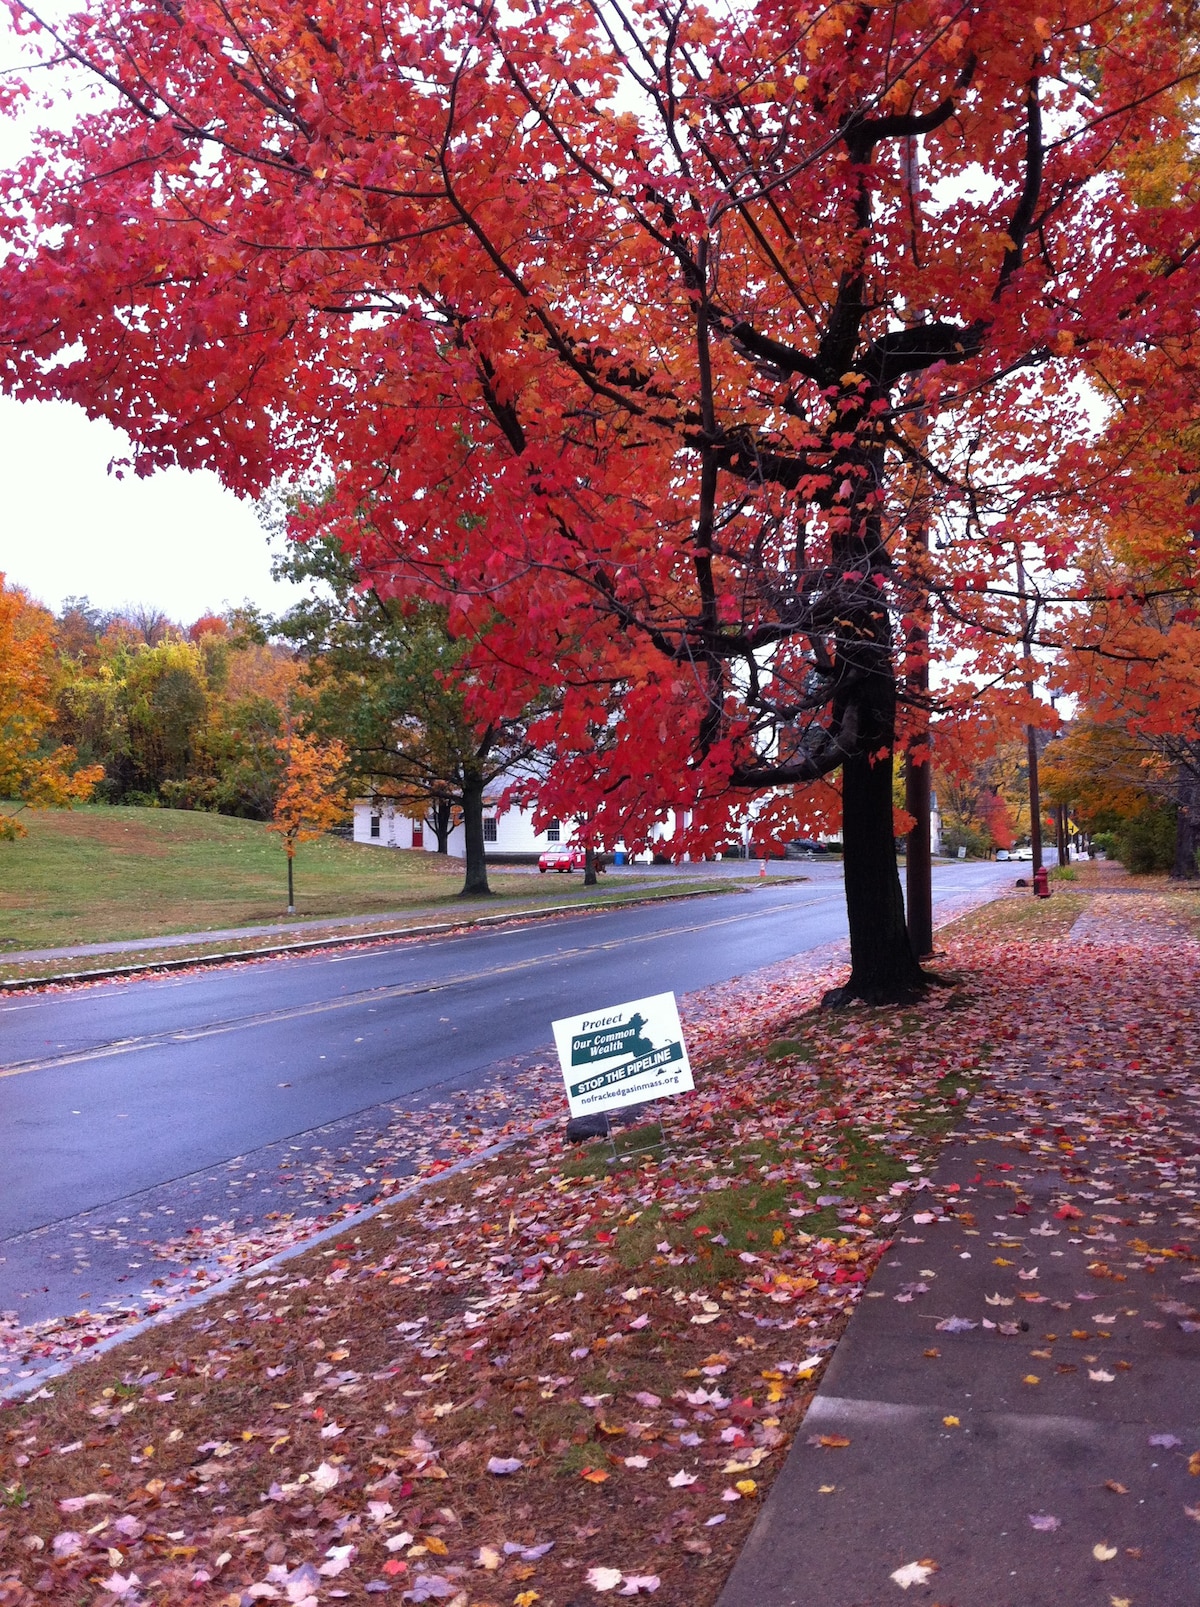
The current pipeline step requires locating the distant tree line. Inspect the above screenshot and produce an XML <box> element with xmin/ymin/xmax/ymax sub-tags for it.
<box><xmin>52</xmin><ymin>597</ymin><xmax>297</xmax><ymax>818</ymax></box>
<box><xmin>6</xmin><ymin>553</ymin><xmax>544</xmax><ymax>897</ymax></box>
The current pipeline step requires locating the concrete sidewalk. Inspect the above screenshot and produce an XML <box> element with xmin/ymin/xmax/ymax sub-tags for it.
<box><xmin>720</xmin><ymin>1039</ymin><xmax>1200</xmax><ymax>1603</ymax></box>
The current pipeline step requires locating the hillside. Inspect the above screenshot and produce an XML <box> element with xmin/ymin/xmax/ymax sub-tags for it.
<box><xmin>0</xmin><ymin>806</ymin><xmax>521</xmax><ymax>951</ymax></box>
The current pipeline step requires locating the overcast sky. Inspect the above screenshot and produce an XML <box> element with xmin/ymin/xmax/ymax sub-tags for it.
<box><xmin>0</xmin><ymin>17</ymin><xmax>305</xmax><ymax>625</ymax></box>
<box><xmin>0</xmin><ymin>396</ymin><xmax>302</xmax><ymax>622</ymax></box>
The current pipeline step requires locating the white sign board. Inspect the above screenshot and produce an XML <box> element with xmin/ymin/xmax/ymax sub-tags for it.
<box><xmin>552</xmin><ymin>991</ymin><xmax>694</xmax><ymax>1120</ymax></box>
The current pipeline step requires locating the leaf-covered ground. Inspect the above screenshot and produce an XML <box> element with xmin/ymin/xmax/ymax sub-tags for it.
<box><xmin>1</xmin><ymin>879</ymin><xmax>1196</xmax><ymax>1607</ymax></box>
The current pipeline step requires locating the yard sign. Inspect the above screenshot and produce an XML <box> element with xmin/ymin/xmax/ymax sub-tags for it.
<box><xmin>552</xmin><ymin>991</ymin><xmax>694</xmax><ymax>1119</ymax></box>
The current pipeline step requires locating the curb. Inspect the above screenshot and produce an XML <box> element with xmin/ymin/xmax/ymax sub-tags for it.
<box><xmin>1</xmin><ymin>1116</ymin><xmax>559</xmax><ymax>1405</ymax></box>
<box><xmin>0</xmin><ymin>881</ymin><xmax>765</xmax><ymax>993</ymax></box>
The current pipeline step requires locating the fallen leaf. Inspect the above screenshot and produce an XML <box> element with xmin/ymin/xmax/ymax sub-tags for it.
<box><xmin>582</xmin><ymin>1468</ymin><xmax>609</xmax><ymax>1484</ymax></box>
<box><xmin>319</xmin><ymin>1543</ymin><xmax>355</xmax><ymax>1577</ymax></box>
<box><xmin>1028</xmin><ymin>1514</ymin><xmax>1061</xmax><ymax>1532</ymax></box>
<box><xmin>98</xmin><ymin>1574</ymin><xmax>141</xmax><ymax>1598</ymax></box>
<box><xmin>57</xmin><ymin>1494</ymin><xmax>112</xmax><ymax>1514</ymax></box>
<box><xmin>890</xmin><ymin>1560</ymin><xmax>938</xmax><ymax>1589</ymax></box>
<box><xmin>1093</xmin><ymin>1543</ymin><xmax>1118</xmax><ymax>1561</ymax></box>
<box><xmin>586</xmin><ymin>1566</ymin><xmax>624</xmax><ymax>1591</ymax></box>
<box><xmin>486</xmin><ymin>1456</ymin><xmax>524</xmax><ymax>1476</ymax></box>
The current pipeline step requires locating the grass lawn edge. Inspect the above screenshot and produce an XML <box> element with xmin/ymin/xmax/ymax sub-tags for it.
<box><xmin>0</xmin><ymin>880</ymin><xmax>754</xmax><ymax>990</ymax></box>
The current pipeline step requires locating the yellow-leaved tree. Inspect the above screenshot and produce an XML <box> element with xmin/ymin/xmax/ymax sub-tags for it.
<box><xmin>0</xmin><ymin>576</ymin><xmax>103</xmax><ymax>840</ymax></box>
<box><xmin>267</xmin><ymin>733</ymin><xmax>349</xmax><ymax>913</ymax></box>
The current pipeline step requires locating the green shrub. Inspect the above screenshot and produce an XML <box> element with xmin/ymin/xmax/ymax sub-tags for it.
<box><xmin>941</xmin><ymin>823</ymin><xmax>993</xmax><ymax>859</ymax></box>
<box><xmin>1116</xmin><ymin>808</ymin><xmax>1176</xmax><ymax>874</ymax></box>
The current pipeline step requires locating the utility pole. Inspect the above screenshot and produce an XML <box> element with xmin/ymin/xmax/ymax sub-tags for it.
<box><xmin>904</xmin><ymin>487</ymin><xmax>933</xmax><ymax>959</ymax></box>
<box><xmin>900</xmin><ymin>144</ymin><xmax>934</xmax><ymax>960</ymax></box>
<box><xmin>1016</xmin><ymin>550</ymin><xmax>1043</xmax><ymax>876</ymax></box>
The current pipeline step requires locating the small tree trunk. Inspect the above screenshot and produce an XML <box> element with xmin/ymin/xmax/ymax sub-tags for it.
<box><xmin>1171</xmin><ymin>775</ymin><xmax>1200</xmax><ymax>881</ymax></box>
<box><xmin>1056</xmin><ymin>803</ymin><xmax>1070</xmax><ymax>866</ymax></box>
<box><xmin>459</xmin><ymin>773</ymin><xmax>492</xmax><ymax>897</ymax></box>
<box><xmin>905</xmin><ymin>747</ymin><xmax>933</xmax><ymax>959</ymax></box>
<box><xmin>287</xmin><ymin>850</ymin><xmax>295</xmax><ymax>915</ymax></box>
<box><xmin>583</xmin><ymin>845</ymin><xmax>598</xmax><ymax>887</ymax></box>
<box><xmin>432</xmin><ymin>796</ymin><xmax>452</xmax><ymax>854</ymax></box>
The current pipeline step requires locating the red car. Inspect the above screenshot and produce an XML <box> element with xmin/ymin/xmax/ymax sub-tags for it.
<box><xmin>538</xmin><ymin>847</ymin><xmax>587</xmax><ymax>873</ymax></box>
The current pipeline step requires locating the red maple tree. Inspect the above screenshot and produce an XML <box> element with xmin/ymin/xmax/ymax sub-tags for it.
<box><xmin>2</xmin><ymin>0</ymin><xmax>1198</xmax><ymax>998</ymax></box>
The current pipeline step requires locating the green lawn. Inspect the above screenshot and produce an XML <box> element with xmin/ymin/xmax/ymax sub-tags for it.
<box><xmin>0</xmin><ymin>805</ymin><xmax>703</xmax><ymax>953</ymax></box>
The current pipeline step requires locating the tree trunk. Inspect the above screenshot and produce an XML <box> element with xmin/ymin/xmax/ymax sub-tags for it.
<box><xmin>583</xmin><ymin>845</ymin><xmax>598</xmax><ymax>887</ymax></box>
<box><xmin>1172</xmin><ymin>774</ymin><xmax>1200</xmax><ymax>881</ymax></box>
<box><xmin>824</xmin><ymin>436</ymin><xmax>931</xmax><ymax>1006</ymax></box>
<box><xmin>459</xmin><ymin>773</ymin><xmax>492</xmax><ymax>897</ymax></box>
<box><xmin>431</xmin><ymin>796</ymin><xmax>452</xmax><ymax>854</ymax></box>
<box><xmin>830</xmin><ymin>738</ymin><xmax>929</xmax><ymax>1005</ymax></box>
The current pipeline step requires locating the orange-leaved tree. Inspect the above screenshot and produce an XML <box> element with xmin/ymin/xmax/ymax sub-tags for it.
<box><xmin>0</xmin><ymin>576</ymin><xmax>103</xmax><ymax>840</ymax></box>
<box><xmin>267</xmin><ymin>734</ymin><xmax>349</xmax><ymax>914</ymax></box>
<box><xmin>3</xmin><ymin>2</ymin><xmax>1200</xmax><ymax>998</ymax></box>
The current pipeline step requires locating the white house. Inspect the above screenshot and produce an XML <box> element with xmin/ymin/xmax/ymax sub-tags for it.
<box><xmin>351</xmin><ymin>787</ymin><xmax>702</xmax><ymax>863</ymax></box>
<box><xmin>352</xmin><ymin>794</ymin><xmax>581</xmax><ymax>862</ymax></box>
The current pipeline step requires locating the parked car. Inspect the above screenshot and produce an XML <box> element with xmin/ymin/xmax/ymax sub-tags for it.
<box><xmin>539</xmin><ymin>848</ymin><xmax>609</xmax><ymax>873</ymax></box>
<box><xmin>784</xmin><ymin>839</ymin><xmax>832</xmax><ymax>859</ymax></box>
<box><xmin>539</xmin><ymin>847</ymin><xmax>585</xmax><ymax>872</ymax></box>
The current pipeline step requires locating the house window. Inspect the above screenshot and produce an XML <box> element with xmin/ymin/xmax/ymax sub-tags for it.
<box><xmin>546</xmin><ymin>819</ymin><xmax>561</xmax><ymax>842</ymax></box>
<box><xmin>369</xmin><ymin>813</ymin><xmax>381</xmax><ymax>839</ymax></box>
<box><xmin>411</xmin><ymin>821</ymin><xmax>424</xmax><ymax>848</ymax></box>
<box><xmin>483</xmin><ymin>817</ymin><xmax>498</xmax><ymax>843</ymax></box>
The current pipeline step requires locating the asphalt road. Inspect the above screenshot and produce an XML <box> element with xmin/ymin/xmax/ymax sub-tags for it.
<box><xmin>0</xmin><ymin>862</ymin><xmax>1012</xmax><ymax>1329</ymax></box>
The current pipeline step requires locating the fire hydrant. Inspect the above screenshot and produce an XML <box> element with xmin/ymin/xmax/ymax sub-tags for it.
<box><xmin>1033</xmin><ymin>866</ymin><xmax>1050</xmax><ymax>898</ymax></box>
